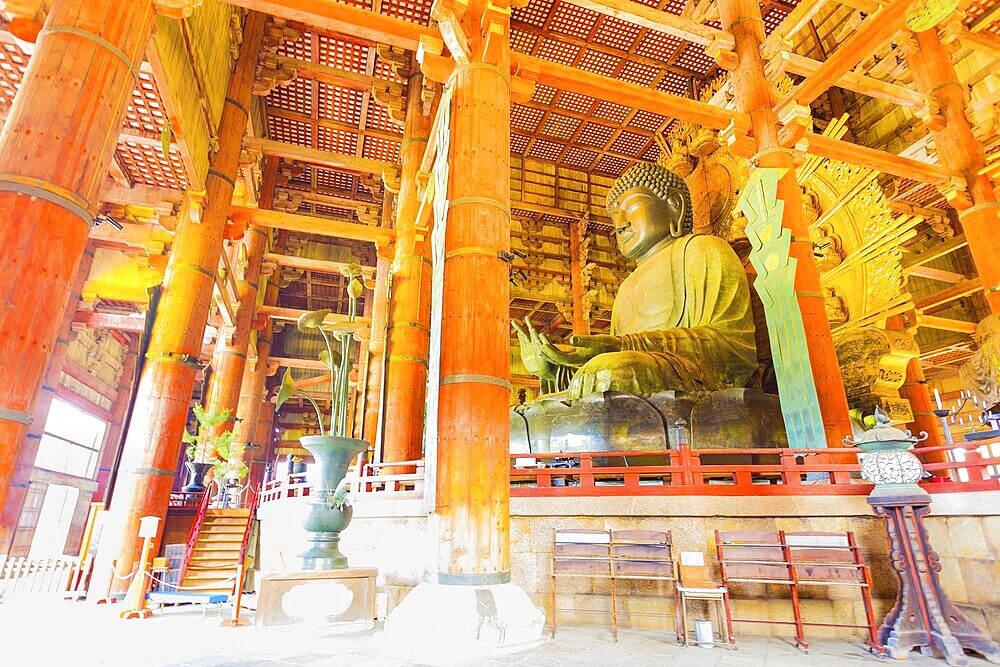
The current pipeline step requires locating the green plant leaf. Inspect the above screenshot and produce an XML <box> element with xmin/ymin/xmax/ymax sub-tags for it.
<box><xmin>296</xmin><ymin>308</ymin><xmax>332</xmax><ymax>332</ymax></box>
<box><xmin>348</xmin><ymin>277</ymin><xmax>363</xmax><ymax>299</ymax></box>
<box><xmin>275</xmin><ymin>368</ymin><xmax>297</xmax><ymax>411</ymax></box>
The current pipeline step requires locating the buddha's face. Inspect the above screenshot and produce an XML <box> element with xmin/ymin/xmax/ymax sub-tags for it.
<box><xmin>610</xmin><ymin>185</ymin><xmax>681</xmax><ymax>261</ymax></box>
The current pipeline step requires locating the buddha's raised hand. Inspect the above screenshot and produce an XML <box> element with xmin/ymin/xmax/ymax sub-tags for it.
<box><xmin>512</xmin><ymin>317</ymin><xmax>556</xmax><ymax>380</ymax></box>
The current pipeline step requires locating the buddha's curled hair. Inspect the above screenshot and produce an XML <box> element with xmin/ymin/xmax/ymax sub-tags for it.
<box><xmin>605</xmin><ymin>162</ymin><xmax>694</xmax><ymax>236</ymax></box>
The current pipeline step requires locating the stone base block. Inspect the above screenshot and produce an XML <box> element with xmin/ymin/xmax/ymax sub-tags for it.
<box><xmin>380</xmin><ymin>581</ymin><xmax>545</xmax><ymax>661</ymax></box>
<box><xmin>256</xmin><ymin>567</ymin><xmax>377</xmax><ymax>631</ymax></box>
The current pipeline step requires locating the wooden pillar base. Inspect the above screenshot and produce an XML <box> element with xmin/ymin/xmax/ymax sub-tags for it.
<box><xmin>869</xmin><ymin>495</ymin><xmax>1000</xmax><ymax>665</ymax></box>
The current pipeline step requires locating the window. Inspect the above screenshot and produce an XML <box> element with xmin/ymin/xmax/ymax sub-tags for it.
<box><xmin>34</xmin><ymin>398</ymin><xmax>107</xmax><ymax>478</ymax></box>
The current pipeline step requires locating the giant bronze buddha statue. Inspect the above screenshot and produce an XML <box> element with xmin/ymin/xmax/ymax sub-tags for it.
<box><xmin>514</xmin><ymin>163</ymin><xmax>757</xmax><ymax>400</ymax></box>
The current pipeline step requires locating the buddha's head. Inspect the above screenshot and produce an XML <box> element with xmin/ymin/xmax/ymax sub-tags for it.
<box><xmin>606</xmin><ymin>163</ymin><xmax>692</xmax><ymax>261</ymax></box>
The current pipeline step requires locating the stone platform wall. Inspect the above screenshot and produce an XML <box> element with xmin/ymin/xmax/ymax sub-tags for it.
<box><xmin>256</xmin><ymin>492</ymin><xmax>1000</xmax><ymax>642</ymax></box>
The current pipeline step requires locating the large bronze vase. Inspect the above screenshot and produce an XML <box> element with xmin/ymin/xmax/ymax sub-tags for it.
<box><xmin>182</xmin><ymin>461</ymin><xmax>213</xmax><ymax>493</ymax></box>
<box><xmin>298</xmin><ymin>435</ymin><xmax>368</xmax><ymax>570</ymax></box>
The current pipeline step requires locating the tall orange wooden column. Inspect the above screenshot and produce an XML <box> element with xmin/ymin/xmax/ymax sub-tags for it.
<box><xmin>568</xmin><ymin>219</ymin><xmax>590</xmax><ymax>336</ymax></box>
<box><xmin>906</xmin><ymin>29</ymin><xmax>1000</xmax><ymax>312</ymax></box>
<box><xmin>382</xmin><ymin>69</ymin><xmax>433</xmax><ymax>464</ymax></box>
<box><xmin>203</xmin><ymin>224</ymin><xmax>268</xmax><ymax>430</ymax></box>
<box><xmin>431</xmin><ymin>0</ymin><xmax>512</xmax><ymax>583</ymax></box>
<box><xmin>96</xmin><ymin>13</ymin><xmax>266</xmax><ymax>595</ymax></box>
<box><xmin>0</xmin><ymin>0</ymin><xmax>156</xmax><ymax>523</ymax></box>
<box><xmin>720</xmin><ymin>0</ymin><xmax>852</xmax><ymax>446</ymax></box>
<box><xmin>384</xmin><ymin>4</ymin><xmax>542</xmax><ymax>650</ymax></box>
<box><xmin>0</xmin><ymin>245</ymin><xmax>96</xmax><ymax>552</ymax></box>
<box><xmin>362</xmin><ymin>246</ymin><xmax>392</xmax><ymax>444</ymax></box>
<box><xmin>234</xmin><ymin>282</ymin><xmax>277</xmax><ymax>484</ymax></box>
<box><xmin>94</xmin><ymin>343</ymin><xmax>140</xmax><ymax>502</ymax></box>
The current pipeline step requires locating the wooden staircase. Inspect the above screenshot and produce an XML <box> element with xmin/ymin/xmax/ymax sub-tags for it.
<box><xmin>178</xmin><ymin>508</ymin><xmax>252</xmax><ymax>595</ymax></box>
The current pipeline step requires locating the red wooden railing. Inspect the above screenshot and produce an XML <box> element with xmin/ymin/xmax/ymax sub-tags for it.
<box><xmin>177</xmin><ymin>487</ymin><xmax>212</xmax><ymax>583</ymax></box>
<box><xmin>233</xmin><ymin>485</ymin><xmax>260</xmax><ymax>595</ymax></box>
<box><xmin>509</xmin><ymin>440</ymin><xmax>1000</xmax><ymax>497</ymax></box>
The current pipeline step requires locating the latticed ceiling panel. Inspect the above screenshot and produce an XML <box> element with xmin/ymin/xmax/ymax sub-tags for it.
<box><xmin>317</xmin><ymin>34</ymin><xmax>370</xmax><ymax>73</ymax></box>
<box><xmin>535</xmin><ymin>37</ymin><xmax>583</xmax><ymax>64</ymax></box>
<box><xmin>268</xmin><ymin>114</ymin><xmax>313</xmax><ymax>146</ymax></box>
<box><xmin>318</xmin><ymin>84</ymin><xmax>364</xmax><ymax>126</ymax></box>
<box><xmin>315</xmin><ymin>168</ymin><xmax>358</xmax><ymax>194</ymax></box>
<box><xmin>116</xmin><ymin>143</ymin><xmax>189</xmax><ymax>189</ymax></box>
<box><xmin>365</xmin><ymin>102</ymin><xmax>404</xmax><ymax>135</ymax></box>
<box><xmin>0</xmin><ymin>41</ymin><xmax>27</xmax><ymax>111</ymax></box>
<box><xmin>593</xmin><ymin>100</ymin><xmax>631</xmax><ymax>124</ymax></box>
<box><xmin>592</xmin><ymin>17</ymin><xmax>643</xmax><ymax>49</ymax></box>
<box><xmin>541</xmin><ymin>113</ymin><xmax>582</xmax><ymax>140</ymax></box>
<box><xmin>629</xmin><ymin>109</ymin><xmax>668</xmax><ymax>133</ymax></box>
<box><xmin>553</xmin><ymin>91</ymin><xmax>597</xmax><ymax>115</ymax></box>
<box><xmin>381</xmin><ymin>0</ymin><xmax>433</xmax><ymax>25</ymax></box>
<box><xmin>594</xmin><ymin>154</ymin><xmax>629</xmax><ymax>176</ymax></box>
<box><xmin>123</xmin><ymin>72</ymin><xmax>167</xmax><ymax>136</ymax></box>
<box><xmin>276</xmin><ymin>30</ymin><xmax>312</xmax><ymax>60</ymax></box>
<box><xmin>965</xmin><ymin>1</ymin><xmax>1000</xmax><ymax>37</ymax></box>
<box><xmin>510</xmin><ymin>134</ymin><xmax>531</xmax><ymax>154</ymax></box>
<box><xmin>527</xmin><ymin>138</ymin><xmax>565</xmax><ymax>162</ymax></box>
<box><xmin>267</xmin><ymin>76</ymin><xmax>313</xmax><ymax>116</ymax></box>
<box><xmin>317</xmin><ymin>125</ymin><xmax>359</xmax><ymax>154</ymax></box>
<box><xmin>363</xmin><ymin>135</ymin><xmax>402</xmax><ymax>162</ymax></box>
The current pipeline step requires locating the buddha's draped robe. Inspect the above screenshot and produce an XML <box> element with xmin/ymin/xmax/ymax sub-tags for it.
<box><xmin>564</xmin><ymin>234</ymin><xmax>757</xmax><ymax>400</ymax></box>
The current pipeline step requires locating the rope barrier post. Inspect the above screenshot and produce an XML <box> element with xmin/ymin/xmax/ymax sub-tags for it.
<box><xmin>219</xmin><ymin>561</ymin><xmax>249</xmax><ymax>627</ymax></box>
<box><xmin>95</xmin><ymin>558</ymin><xmax>121</xmax><ymax>604</ymax></box>
<box><xmin>120</xmin><ymin>516</ymin><xmax>159</xmax><ymax>620</ymax></box>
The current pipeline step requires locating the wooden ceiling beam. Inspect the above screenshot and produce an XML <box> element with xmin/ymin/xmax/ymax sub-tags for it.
<box><xmin>803</xmin><ymin>133</ymin><xmax>950</xmax><ymax>184</ymax></box>
<box><xmin>512</xmin><ymin>53</ymin><xmax>746</xmax><ymax>131</ymax></box>
<box><xmin>905</xmin><ymin>265</ymin><xmax>966</xmax><ymax>284</ymax></box>
<box><xmin>560</xmin><ymin>0</ymin><xmax>728</xmax><ymax>47</ymax></box>
<box><xmin>270</xmin><ymin>355</ymin><xmax>332</xmax><ymax>371</ymax></box>
<box><xmin>914</xmin><ymin>314</ymin><xmax>977</xmax><ymax>335</ymax></box>
<box><xmin>782</xmin><ymin>53</ymin><xmax>922</xmax><ymax>108</ymax></box>
<box><xmin>267</xmin><ymin>106</ymin><xmax>402</xmax><ymax>143</ymax></box>
<box><xmin>902</xmin><ymin>234</ymin><xmax>969</xmax><ymax>268</ymax></box>
<box><xmin>776</xmin><ymin>0</ymin><xmax>914</xmax><ymax>113</ymax></box>
<box><xmin>278</xmin><ymin>188</ymin><xmax>380</xmax><ymax>212</ymax></box>
<box><xmin>261</xmin><ymin>308</ymin><xmax>371</xmax><ymax>326</ymax></box>
<box><xmin>914</xmin><ymin>278</ymin><xmax>983</xmax><ymax>314</ymax></box>
<box><xmin>244</xmin><ymin>136</ymin><xmax>396</xmax><ymax>175</ymax></box>
<box><xmin>264</xmin><ymin>252</ymin><xmax>377</xmax><ymax>278</ymax></box>
<box><xmin>223</xmin><ymin>0</ymin><xmax>436</xmax><ymax>50</ymax></box>
<box><xmin>276</xmin><ymin>55</ymin><xmax>376</xmax><ymax>91</ymax></box>
<box><xmin>232</xmin><ymin>205</ymin><xmax>395</xmax><ymax>243</ymax></box>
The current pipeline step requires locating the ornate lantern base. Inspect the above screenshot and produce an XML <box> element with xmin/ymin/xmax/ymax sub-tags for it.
<box><xmin>868</xmin><ymin>494</ymin><xmax>1000</xmax><ymax>665</ymax></box>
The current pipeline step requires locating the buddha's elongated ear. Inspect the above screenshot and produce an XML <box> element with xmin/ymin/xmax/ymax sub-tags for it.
<box><xmin>665</xmin><ymin>188</ymin><xmax>686</xmax><ymax>237</ymax></box>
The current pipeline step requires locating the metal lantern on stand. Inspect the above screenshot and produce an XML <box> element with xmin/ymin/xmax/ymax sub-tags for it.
<box><xmin>845</xmin><ymin>407</ymin><xmax>1000</xmax><ymax>664</ymax></box>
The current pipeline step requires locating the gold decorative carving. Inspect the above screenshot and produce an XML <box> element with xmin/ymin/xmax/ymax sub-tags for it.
<box><xmin>254</xmin><ymin>17</ymin><xmax>302</xmax><ymax>97</ymax></box>
<box><xmin>834</xmin><ymin>328</ymin><xmax>919</xmax><ymax>419</ymax></box>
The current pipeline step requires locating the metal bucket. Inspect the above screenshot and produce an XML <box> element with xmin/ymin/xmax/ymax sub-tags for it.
<box><xmin>693</xmin><ymin>619</ymin><xmax>714</xmax><ymax>647</ymax></box>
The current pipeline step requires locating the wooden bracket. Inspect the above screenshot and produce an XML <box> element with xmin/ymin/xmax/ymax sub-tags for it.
<box><xmin>432</xmin><ymin>0</ymin><xmax>473</xmax><ymax>65</ymax></box>
<box><xmin>777</xmin><ymin>102</ymin><xmax>812</xmax><ymax>149</ymax></box>
<box><xmin>916</xmin><ymin>96</ymin><xmax>947</xmax><ymax>132</ymax></box>
<box><xmin>481</xmin><ymin>2</ymin><xmax>511</xmax><ymax>65</ymax></box>
<box><xmin>382</xmin><ymin>166</ymin><xmax>402</xmax><ymax>194</ymax></box>
<box><xmin>511</xmin><ymin>59</ymin><xmax>539</xmax><ymax>102</ymax></box>
<box><xmin>376</xmin><ymin>43</ymin><xmax>410</xmax><ymax>79</ymax></box>
<box><xmin>761</xmin><ymin>38</ymin><xmax>792</xmax><ymax>82</ymax></box>
<box><xmin>418</xmin><ymin>36</ymin><xmax>455</xmax><ymax>83</ymax></box>
<box><xmin>372</xmin><ymin>80</ymin><xmax>407</xmax><ymax>123</ymax></box>
<box><xmin>938</xmin><ymin>176</ymin><xmax>972</xmax><ymax>210</ymax></box>
<box><xmin>719</xmin><ymin>120</ymin><xmax>755</xmax><ymax>158</ymax></box>
<box><xmin>705</xmin><ymin>37</ymin><xmax>737</xmax><ymax>71</ymax></box>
